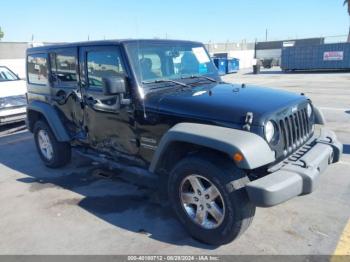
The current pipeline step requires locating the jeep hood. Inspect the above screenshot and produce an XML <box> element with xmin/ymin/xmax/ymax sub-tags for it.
<box><xmin>149</xmin><ymin>83</ymin><xmax>307</xmax><ymax>126</ymax></box>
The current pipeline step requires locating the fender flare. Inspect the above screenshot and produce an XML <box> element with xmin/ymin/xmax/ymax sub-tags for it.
<box><xmin>149</xmin><ymin>123</ymin><xmax>275</xmax><ymax>172</ymax></box>
<box><xmin>26</xmin><ymin>101</ymin><xmax>71</xmax><ymax>142</ymax></box>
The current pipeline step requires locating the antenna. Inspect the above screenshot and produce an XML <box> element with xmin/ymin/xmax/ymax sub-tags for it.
<box><xmin>133</xmin><ymin>19</ymin><xmax>146</xmax><ymax>117</ymax></box>
<box><xmin>135</xmin><ymin>40</ymin><xmax>147</xmax><ymax>118</ymax></box>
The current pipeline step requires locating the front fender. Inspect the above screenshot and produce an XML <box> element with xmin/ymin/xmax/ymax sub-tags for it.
<box><xmin>149</xmin><ymin>123</ymin><xmax>275</xmax><ymax>172</ymax></box>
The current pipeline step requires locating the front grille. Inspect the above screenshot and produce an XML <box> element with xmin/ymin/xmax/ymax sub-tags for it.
<box><xmin>279</xmin><ymin>107</ymin><xmax>312</xmax><ymax>156</ymax></box>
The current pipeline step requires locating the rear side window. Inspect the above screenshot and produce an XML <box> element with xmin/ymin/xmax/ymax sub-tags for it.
<box><xmin>50</xmin><ymin>49</ymin><xmax>77</xmax><ymax>87</ymax></box>
<box><xmin>27</xmin><ymin>54</ymin><xmax>48</xmax><ymax>85</ymax></box>
<box><xmin>87</xmin><ymin>50</ymin><xmax>125</xmax><ymax>88</ymax></box>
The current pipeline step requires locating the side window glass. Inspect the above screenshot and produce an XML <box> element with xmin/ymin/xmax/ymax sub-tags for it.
<box><xmin>87</xmin><ymin>50</ymin><xmax>125</xmax><ymax>88</ymax></box>
<box><xmin>27</xmin><ymin>54</ymin><xmax>48</xmax><ymax>85</ymax></box>
<box><xmin>50</xmin><ymin>49</ymin><xmax>77</xmax><ymax>87</ymax></box>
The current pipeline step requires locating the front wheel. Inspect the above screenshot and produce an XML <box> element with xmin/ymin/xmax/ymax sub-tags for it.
<box><xmin>168</xmin><ymin>153</ymin><xmax>255</xmax><ymax>246</ymax></box>
<box><xmin>34</xmin><ymin>120</ymin><xmax>71</xmax><ymax>168</ymax></box>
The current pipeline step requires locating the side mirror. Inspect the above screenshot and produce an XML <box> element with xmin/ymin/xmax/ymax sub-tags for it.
<box><xmin>102</xmin><ymin>75</ymin><xmax>127</xmax><ymax>96</ymax></box>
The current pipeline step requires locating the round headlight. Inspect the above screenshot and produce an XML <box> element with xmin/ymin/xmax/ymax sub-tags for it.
<box><xmin>265</xmin><ymin>121</ymin><xmax>275</xmax><ymax>143</ymax></box>
<box><xmin>307</xmin><ymin>104</ymin><xmax>313</xmax><ymax>118</ymax></box>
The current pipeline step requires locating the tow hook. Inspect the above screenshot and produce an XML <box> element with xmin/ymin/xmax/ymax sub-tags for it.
<box><xmin>326</xmin><ymin>136</ymin><xmax>333</xmax><ymax>143</ymax></box>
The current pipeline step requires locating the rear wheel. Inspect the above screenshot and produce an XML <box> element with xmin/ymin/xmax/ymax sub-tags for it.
<box><xmin>168</xmin><ymin>153</ymin><xmax>255</xmax><ymax>245</ymax></box>
<box><xmin>34</xmin><ymin>120</ymin><xmax>71</xmax><ymax>168</ymax></box>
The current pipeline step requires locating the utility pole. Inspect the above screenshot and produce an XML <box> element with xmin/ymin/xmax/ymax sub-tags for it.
<box><xmin>254</xmin><ymin>38</ymin><xmax>257</xmax><ymax>59</ymax></box>
<box><xmin>0</xmin><ymin>27</ymin><xmax>4</xmax><ymax>41</ymax></box>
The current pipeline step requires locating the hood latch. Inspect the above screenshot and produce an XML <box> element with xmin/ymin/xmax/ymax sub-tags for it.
<box><xmin>243</xmin><ymin>112</ymin><xmax>254</xmax><ymax>131</ymax></box>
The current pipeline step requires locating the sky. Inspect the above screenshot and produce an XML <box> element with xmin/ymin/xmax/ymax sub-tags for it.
<box><xmin>0</xmin><ymin>0</ymin><xmax>349</xmax><ymax>43</ymax></box>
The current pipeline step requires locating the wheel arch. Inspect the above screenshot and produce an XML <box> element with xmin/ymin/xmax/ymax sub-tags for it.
<box><xmin>152</xmin><ymin>140</ymin><xmax>229</xmax><ymax>175</ymax></box>
<box><xmin>27</xmin><ymin>101</ymin><xmax>70</xmax><ymax>142</ymax></box>
<box><xmin>149</xmin><ymin>123</ymin><xmax>276</xmax><ymax>174</ymax></box>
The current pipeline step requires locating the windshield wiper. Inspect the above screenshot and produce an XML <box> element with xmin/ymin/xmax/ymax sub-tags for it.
<box><xmin>181</xmin><ymin>75</ymin><xmax>218</xmax><ymax>83</ymax></box>
<box><xmin>142</xmin><ymin>79</ymin><xmax>190</xmax><ymax>88</ymax></box>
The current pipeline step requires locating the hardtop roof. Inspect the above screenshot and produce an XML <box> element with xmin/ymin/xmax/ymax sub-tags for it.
<box><xmin>26</xmin><ymin>39</ymin><xmax>203</xmax><ymax>53</ymax></box>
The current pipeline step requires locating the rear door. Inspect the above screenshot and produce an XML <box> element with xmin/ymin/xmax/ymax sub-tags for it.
<box><xmin>79</xmin><ymin>45</ymin><xmax>139</xmax><ymax>159</ymax></box>
<box><xmin>49</xmin><ymin>47</ymin><xmax>84</xmax><ymax>135</ymax></box>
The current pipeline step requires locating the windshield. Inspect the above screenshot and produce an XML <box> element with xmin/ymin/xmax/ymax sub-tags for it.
<box><xmin>0</xmin><ymin>67</ymin><xmax>19</xmax><ymax>82</ymax></box>
<box><xmin>125</xmin><ymin>41</ymin><xmax>218</xmax><ymax>86</ymax></box>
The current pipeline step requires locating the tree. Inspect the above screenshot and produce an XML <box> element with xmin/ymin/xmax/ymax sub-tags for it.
<box><xmin>345</xmin><ymin>0</ymin><xmax>350</xmax><ymax>42</ymax></box>
<box><xmin>0</xmin><ymin>27</ymin><xmax>4</xmax><ymax>40</ymax></box>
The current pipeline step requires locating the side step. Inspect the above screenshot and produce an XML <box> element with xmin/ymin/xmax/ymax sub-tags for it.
<box><xmin>75</xmin><ymin>149</ymin><xmax>159</xmax><ymax>189</ymax></box>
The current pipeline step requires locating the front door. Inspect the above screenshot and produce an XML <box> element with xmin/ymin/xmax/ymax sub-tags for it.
<box><xmin>79</xmin><ymin>45</ymin><xmax>139</xmax><ymax>163</ymax></box>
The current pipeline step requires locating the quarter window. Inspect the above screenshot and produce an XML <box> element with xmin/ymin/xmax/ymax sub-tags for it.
<box><xmin>27</xmin><ymin>54</ymin><xmax>48</xmax><ymax>85</ymax></box>
<box><xmin>87</xmin><ymin>50</ymin><xmax>125</xmax><ymax>88</ymax></box>
<box><xmin>50</xmin><ymin>49</ymin><xmax>77</xmax><ymax>87</ymax></box>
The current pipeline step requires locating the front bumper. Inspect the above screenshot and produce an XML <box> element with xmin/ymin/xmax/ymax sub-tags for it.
<box><xmin>0</xmin><ymin>106</ymin><xmax>27</xmax><ymax>126</ymax></box>
<box><xmin>245</xmin><ymin>128</ymin><xmax>342</xmax><ymax>207</ymax></box>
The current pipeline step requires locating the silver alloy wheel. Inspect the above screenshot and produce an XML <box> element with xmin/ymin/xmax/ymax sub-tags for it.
<box><xmin>179</xmin><ymin>175</ymin><xmax>225</xmax><ymax>229</ymax></box>
<box><xmin>37</xmin><ymin>129</ymin><xmax>54</xmax><ymax>161</ymax></box>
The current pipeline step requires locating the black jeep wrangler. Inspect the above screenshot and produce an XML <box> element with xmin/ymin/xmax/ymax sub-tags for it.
<box><xmin>26</xmin><ymin>40</ymin><xmax>342</xmax><ymax>245</ymax></box>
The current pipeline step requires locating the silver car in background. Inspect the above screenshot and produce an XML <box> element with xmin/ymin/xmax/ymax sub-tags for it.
<box><xmin>0</xmin><ymin>66</ymin><xmax>27</xmax><ymax>125</ymax></box>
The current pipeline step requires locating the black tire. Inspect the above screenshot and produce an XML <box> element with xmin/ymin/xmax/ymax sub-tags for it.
<box><xmin>168</xmin><ymin>153</ymin><xmax>255</xmax><ymax>246</ymax></box>
<box><xmin>33</xmin><ymin>120</ymin><xmax>71</xmax><ymax>168</ymax></box>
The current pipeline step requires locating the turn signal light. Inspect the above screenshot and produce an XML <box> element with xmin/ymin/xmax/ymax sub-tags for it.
<box><xmin>233</xmin><ymin>153</ymin><xmax>244</xmax><ymax>162</ymax></box>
